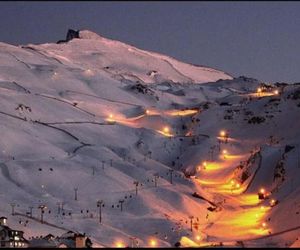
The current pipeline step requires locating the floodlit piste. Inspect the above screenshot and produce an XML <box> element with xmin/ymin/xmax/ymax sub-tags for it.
<box><xmin>0</xmin><ymin>29</ymin><xmax>299</xmax><ymax>248</ymax></box>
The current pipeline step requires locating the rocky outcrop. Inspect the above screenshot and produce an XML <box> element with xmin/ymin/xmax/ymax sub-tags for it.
<box><xmin>57</xmin><ymin>29</ymin><xmax>80</xmax><ymax>44</ymax></box>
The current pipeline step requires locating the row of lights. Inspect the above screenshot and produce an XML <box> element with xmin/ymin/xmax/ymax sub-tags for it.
<box><xmin>115</xmin><ymin>238</ymin><xmax>157</xmax><ymax>248</ymax></box>
<box><xmin>108</xmin><ymin>111</ymin><xmax>172</xmax><ymax>137</ymax></box>
<box><xmin>258</xmin><ymin>188</ymin><xmax>278</xmax><ymax>206</ymax></box>
<box><xmin>257</xmin><ymin>87</ymin><xmax>279</xmax><ymax>95</ymax></box>
<box><xmin>218</xmin><ymin>129</ymin><xmax>276</xmax><ymax>234</ymax></box>
<box><xmin>197</xmin><ymin>130</ymin><xmax>229</xmax><ymax>172</ymax></box>
<box><xmin>258</xmin><ymin>187</ymin><xmax>279</xmax><ymax>232</ymax></box>
<box><xmin>116</xmin><ymin>234</ymin><xmax>203</xmax><ymax>248</ymax></box>
<box><xmin>230</xmin><ymin>179</ymin><xmax>240</xmax><ymax>189</ymax></box>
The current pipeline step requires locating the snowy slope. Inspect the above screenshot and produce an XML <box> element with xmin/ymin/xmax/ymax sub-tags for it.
<box><xmin>23</xmin><ymin>30</ymin><xmax>232</xmax><ymax>85</ymax></box>
<box><xmin>0</xmin><ymin>30</ymin><xmax>300</xmax><ymax>248</ymax></box>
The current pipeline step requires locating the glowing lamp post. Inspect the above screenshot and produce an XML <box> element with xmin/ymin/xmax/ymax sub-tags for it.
<box><xmin>149</xmin><ymin>239</ymin><xmax>157</xmax><ymax>247</ymax></box>
<box><xmin>230</xmin><ymin>179</ymin><xmax>235</xmax><ymax>194</ymax></box>
<box><xmin>270</xmin><ymin>199</ymin><xmax>278</xmax><ymax>207</ymax></box>
<box><xmin>146</xmin><ymin>109</ymin><xmax>150</xmax><ymax>115</ymax></box>
<box><xmin>220</xmin><ymin>130</ymin><xmax>226</xmax><ymax>137</ymax></box>
<box><xmin>222</xmin><ymin>149</ymin><xmax>228</xmax><ymax>159</ymax></box>
<box><xmin>107</xmin><ymin>114</ymin><xmax>116</xmax><ymax>124</ymax></box>
<box><xmin>161</xmin><ymin>126</ymin><xmax>172</xmax><ymax>137</ymax></box>
<box><xmin>219</xmin><ymin>130</ymin><xmax>229</xmax><ymax>143</ymax></box>
<box><xmin>115</xmin><ymin>241</ymin><xmax>125</xmax><ymax>248</ymax></box>
<box><xmin>273</xmin><ymin>89</ymin><xmax>279</xmax><ymax>95</ymax></box>
<box><xmin>163</xmin><ymin>126</ymin><xmax>169</xmax><ymax>134</ymax></box>
<box><xmin>258</xmin><ymin>188</ymin><xmax>266</xmax><ymax>200</ymax></box>
<box><xmin>257</xmin><ymin>87</ymin><xmax>262</xmax><ymax>96</ymax></box>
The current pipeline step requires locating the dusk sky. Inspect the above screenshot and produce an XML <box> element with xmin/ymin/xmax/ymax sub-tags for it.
<box><xmin>0</xmin><ymin>1</ymin><xmax>299</xmax><ymax>83</ymax></box>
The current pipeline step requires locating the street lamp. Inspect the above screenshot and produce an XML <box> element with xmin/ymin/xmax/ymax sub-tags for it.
<box><xmin>107</xmin><ymin>114</ymin><xmax>116</xmax><ymax>124</ymax></box>
<box><xmin>195</xmin><ymin>235</ymin><xmax>201</xmax><ymax>241</ymax></box>
<box><xmin>163</xmin><ymin>126</ymin><xmax>170</xmax><ymax>134</ymax></box>
<box><xmin>258</xmin><ymin>188</ymin><xmax>266</xmax><ymax>199</ymax></box>
<box><xmin>149</xmin><ymin>239</ymin><xmax>157</xmax><ymax>247</ymax></box>
<box><xmin>257</xmin><ymin>87</ymin><xmax>262</xmax><ymax>95</ymax></box>
<box><xmin>222</xmin><ymin>150</ymin><xmax>228</xmax><ymax>159</ymax></box>
<box><xmin>115</xmin><ymin>241</ymin><xmax>125</xmax><ymax>248</ymax></box>
<box><xmin>270</xmin><ymin>199</ymin><xmax>278</xmax><ymax>207</ymax></box>
<box><xmin>220</xmin><ymin>130</ymin><xmax>226</xmax><ymax>137</ymax></box>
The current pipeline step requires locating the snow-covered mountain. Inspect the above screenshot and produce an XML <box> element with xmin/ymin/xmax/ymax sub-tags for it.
<box><xmin>0</xmin><ymin>30</ymin><xmax>300</xmax><ymax>248</ymax></box>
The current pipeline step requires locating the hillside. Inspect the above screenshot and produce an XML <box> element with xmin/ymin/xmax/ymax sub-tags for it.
<box><xmin>0</xmin><ymin>30</ymin><xmax>300</xmax><ymax>248</ymax></box>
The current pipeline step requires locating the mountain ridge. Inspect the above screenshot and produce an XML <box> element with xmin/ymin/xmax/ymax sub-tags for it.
<box><xmin>7</xmin><ymin>29</ymin><xmax>233</xmax><ymax>85</ymax></box>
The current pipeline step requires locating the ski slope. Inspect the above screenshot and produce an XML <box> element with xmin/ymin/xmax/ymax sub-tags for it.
<box><xmin>0</xmin><ymin>30</ymin><xmax>300</xmax><ymax>248</ymax></box>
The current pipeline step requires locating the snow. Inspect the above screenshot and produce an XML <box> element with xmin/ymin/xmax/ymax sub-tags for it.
<box><xmin>0</xmin><ymin>30</ymin><xmax>299</xmax><ymax>247</ymax></box>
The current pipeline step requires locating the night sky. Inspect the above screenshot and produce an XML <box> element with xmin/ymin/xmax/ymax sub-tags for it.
<box><xmin>1</xmin><ymin>1</ymin><xmax>300</xmax><ymax>83</ymax></box>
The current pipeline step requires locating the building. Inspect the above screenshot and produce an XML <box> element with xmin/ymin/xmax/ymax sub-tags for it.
<box><xmin>59</xmin><ymin>231</ymin><xmax>93</xmax><ymax>248</ymax></box>
<box><xmin>0</xmin><ymin>217</ymin><xmax>29</xmax><ymax>248</ymax></box>
<box><xmin>29</xmin><ymin>231</ymin><xmax>93</xmax><ymax>248</ymax></box>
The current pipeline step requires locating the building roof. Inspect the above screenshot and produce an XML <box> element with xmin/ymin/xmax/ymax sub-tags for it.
<box><xmin>44</xmin><ymin>233</ymin><xmax>55</xmax><ymax>240</ymax></box>
<box><xmin>29</xmin><ymin>238</ymin><xmax>58</xmax><ymax>248</ymax></box>
<box><xmin>0</xmin><ymin>224</ymin><xmax>28</xmax><ymax>243</ymax></box>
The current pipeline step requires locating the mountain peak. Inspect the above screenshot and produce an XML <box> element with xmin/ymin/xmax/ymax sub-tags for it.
<box><xmin>17</xmin><ymin>29</ymin><xmax>233</xmax><ymax>84</ymax></box>
<box><xmin>78</xmin><ymin>30</ymin><xmax>103</xmax><ymax>40</ymax></box>
<box><xmin>57</xmin><ymin>29</ymin><xmax>103</xmax><ymax>44</ymax></box>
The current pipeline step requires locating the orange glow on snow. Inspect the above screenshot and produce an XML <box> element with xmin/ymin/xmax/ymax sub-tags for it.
<box><xmin>259</xmin><ymin>188</ymin><xmax>265</xmax><ymax>194</ymax></box>
<box><xmin>149</xmin><ymin>239</ymin><xmax>157</xmax><ymax>247</ymax></box>
<box><xmin>197</xmin><ymin>161</ymin><xmax>221</xmax><ymax>171</ymax></box>
<box><xmin>157</xmin><ymin>126</ymin><xmax>173</xmax><ymax>137</ymax></box>
<box><xmin>220</xmin><ymin>130</ymin><xmax>226</xmax><ymax>137</ymax></box>
<box><xmin>165</xmin><ymin>109</ymin><xmax>198</xmax><ymax>116</ymax></box>
<box><xmin>115</xmin><ymin>241</ymin><xmax>125</xmax><ymax>248</ymax></box>
<box><xmin>233</xmin><ymin>194</ymin><xmax>261</xmax><ymax>206</ymax></box>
